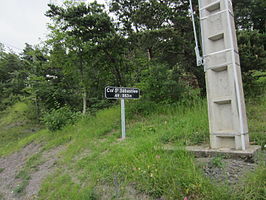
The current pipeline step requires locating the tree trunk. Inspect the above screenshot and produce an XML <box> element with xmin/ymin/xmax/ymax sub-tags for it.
<box><xmin>147</xmin><ymin>48</ymin><xmax>153</xmax><ymax>60</ymax></box>
<box><xmin>78</xmin><ymin>51</ymin><xmax>87</xmax><ymax>114</ymax></box>
<box><xmin>35</xmin><ymin>95</ymin><xmax>40</xmax><ymax>121</ymax></box>
<box><xmin>82</xmin><ymin>89</ymin><xmax>87</xmax><ymax>115</ymax></box>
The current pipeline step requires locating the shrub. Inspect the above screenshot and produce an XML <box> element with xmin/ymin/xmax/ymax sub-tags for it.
<box><xmin>42</xmin><ymin>106</ymin><xmax>81</xmax><ymax>131</ymax></box>
<box><xmin>126</xmin><ymin>100</ymin><xmax>157</xmax><ymax>118</ymax></box>
<box><xmin>244</xmin><ymin>70</ymin><xmax>266</xmax><ymax>98</ymax></box>
<box><xmin>139</xmin><ymin>63</ymin><xmax>185</xmax><ymax>104</ymax></box>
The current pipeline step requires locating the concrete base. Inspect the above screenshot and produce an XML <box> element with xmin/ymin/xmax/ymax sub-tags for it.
<box><xmin>210</xmin><ymin>134</ymin><xmax>250</xmax><ymax>150</ymax></box>
<box><xmin>186</xmin><ymin>144</ymin><xmax>261</xmax><ymax>162</ymax></box>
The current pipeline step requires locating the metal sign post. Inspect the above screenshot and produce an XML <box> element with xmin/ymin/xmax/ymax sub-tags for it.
<box><xmin>105</xmin><ymin>86</ymin><xmax>140</xmax><ymax>139</ymax></box>
<box><xmin>121</xmin><ymin>98</ymin><xmax>126</xmax><ymax>139</ymax></box>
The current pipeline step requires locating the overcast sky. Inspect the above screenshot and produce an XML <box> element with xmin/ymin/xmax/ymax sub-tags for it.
<box><xmin>0</xmin><ymin>0</ymin><xmax>106</xmax><ymax>53</ymax></box>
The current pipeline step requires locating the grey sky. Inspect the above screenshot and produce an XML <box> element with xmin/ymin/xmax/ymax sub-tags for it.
<box><xmin>0</xmin><ymin>0</ymin><xmax>106</xmax><ymax>53</ymax></box>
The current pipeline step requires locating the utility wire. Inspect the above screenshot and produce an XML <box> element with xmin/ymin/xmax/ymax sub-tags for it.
<box><xmin>189</xmin><ymin>0</ymin><xmax>203</xmax><ymax>66</ymax></box>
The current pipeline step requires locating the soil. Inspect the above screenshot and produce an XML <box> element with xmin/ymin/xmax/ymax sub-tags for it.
<box><xmin>196</xmin><ymin>157</ymin><xmax>260</xmax><ymax>185</ymax></box>
<box><xmin>24</xmin><ymin>145</ymin><xmax>65</xmax><ymax>200</ymax></box>
<box><xmin>0</xmin><ymin>143</ymin><xmax>65</xmax><ymax>200</ymax></box>
<box><xmin>0</xmin><ymin>143</ymin><xmax>41</xmax><ymax>200</ymax></box>
<box><xmin>94</xmin><ymin>185</ymin><xmax>152</xmax><ymax>200</ymax></box>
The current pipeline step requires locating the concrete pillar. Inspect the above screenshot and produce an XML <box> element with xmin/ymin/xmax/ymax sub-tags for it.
<box><xmin>198</xmin><ymin>0</ymin><xmax>249</xmax><ymax>150</ymax></box>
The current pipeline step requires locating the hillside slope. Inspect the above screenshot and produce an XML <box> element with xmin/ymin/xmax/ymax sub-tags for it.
<box><xmin>0</xmin><ymin>97</ymin><xmax>265</xmax><ymax>200</ymax></box>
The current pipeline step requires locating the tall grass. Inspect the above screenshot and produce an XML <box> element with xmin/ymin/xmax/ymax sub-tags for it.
<box><xmin>247</xmin><ymin>96</ymin><xmax>266</xmax><ymax>149</ymax></box>
<box><xmin>0</xmin><ymin>102</ymin><xmax>41</xmax><ymax>156</ymax></box>
<box><xmin>1</xmin><ymin>95</ymin><xmax>265</xmax><ymax>199</ymax></box>
<box><xmin>37</xmin><ymin>99</ymin><xmax>232</xmax><ymax>200</ymax></box>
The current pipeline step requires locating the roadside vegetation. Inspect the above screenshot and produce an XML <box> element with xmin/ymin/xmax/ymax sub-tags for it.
<box><xmin>0</xmin><ymin>102</ymin><xmax>41</xmax><ymax>157</ymax></box>
<box><xmin>0</xmin><ymin>91</ymin><xmax>265</xmax><ymax>199</ymax></box>
<box><xmin>0</xmin><ymin>0</ymin><xmax>265</xmax><ymax>199</ymax></box>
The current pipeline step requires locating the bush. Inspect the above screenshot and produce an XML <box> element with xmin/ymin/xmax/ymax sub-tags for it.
<box><xmin>42</xmin><ymin>106</ymin><xmax>81</xmax><ymax>131</ymax></box>
<box><xmin>126</xmin><ymin>100</ymin><xmax>157</xmax><ymax>118</ymax></box>
<box><xmin>88</xmin><ymin>98</ymin><xmax>114</xmax><ymax>114</ymax></box>
<box><xmin>139</xmin><ymin>63</ymin><xmax>185</xmax><ymax>104</ymax></box>
<box><xmin>244</xmin><ymin>70</ymin><xmax>266</xmax><ymax>98</ymax></box>
<box><xmin>0</xmin><ymin>95</ymin><xmax>21</xmax><ymax>111</ymax></box>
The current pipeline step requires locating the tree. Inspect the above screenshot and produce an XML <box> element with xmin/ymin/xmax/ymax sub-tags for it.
<box><xmin>234</xmin><ymin>0</ymin><xmax>266</xmax><ymax>33</ymax></box>
<box><xmin>21</xmin><ymin>44</ymin><xmax>52</xmax><ymax>118</ymax></box>
<box><xmin>233</xmin><ymin>0</ymin><xmax>266</xmax><ymax>93</ymax></box>
<box><xmin>46</xmin><ymin>1</ymin><xmax>115</xmax><ymax>114</ymax></box>
<box><xmin>110</xmin><ymin>0</ymin><xmax>206</xmax><ymax>95</ymax></box>
<box><xmin>0</xmin><ymin>44</ymin><xmax>26</xmax><ymax>108</ymax></box>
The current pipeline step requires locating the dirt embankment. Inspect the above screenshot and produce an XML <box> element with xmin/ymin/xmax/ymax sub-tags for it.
<box><xmin>0</xmin><ymin>143</ymin><xmax>64</xmax><ymax>200</ymax></box>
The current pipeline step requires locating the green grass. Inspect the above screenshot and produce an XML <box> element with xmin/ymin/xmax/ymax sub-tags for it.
<box><xmin>14</xmin><ymin>153</ymin><xmax>43</xmax><ymax>195</ymax></box>
<box><xmin>236</xmin><ymin>164</ymin><xmax>266</xmax><ymax>200</ymax></box>
<box><xmin>210</xmin><ymin>156</ymin><xmax>224</xmax><ymax>168</ymax></box>
<box><xmin>0</xmin><ymin>102</ymin><xmax>42</xmax><ymax>157</ymax></box>
<box><xmin>14</xmin><ymin>179</ymin><xmax>29</xmax><ymax>195</ymax></box>
<box><xmin>0</xmin><ymin>96</ymin><xmax>265</xmax><ymax>199</ymax></box>
<box><xmin>247</xmin><ymin>96</ymin><xmax>266</xmax><ymax>149</ymax></box>
<box><xmin>0</xmin><ymin>102</ymin><xmax>28</xmax><ymax>126</ymax></box>
<box><xmin>37</xmin><ymin>100</ymin><xmax>228</xmax><ymax>199</ymax></box>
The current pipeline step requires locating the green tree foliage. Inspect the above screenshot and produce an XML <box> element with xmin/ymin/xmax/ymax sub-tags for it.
<box><xmin>46</xmin><ymin>1</ymin><xmax>115</xmax><ymax>114</ymax></box>
<box><xmin>234</xmin><ymin>0</ymin><xmax>266</xmax><ymax>33</ymax></box>
<box><xmin>233</xmin><ymin>0</ymin><xmax>266</xmax><ymax>94</ymax></box>
<box><xmin>139</xmin><ymin>62</ymin><xmax>186</xmax><ymax>103</ymax></box>
<box><xmin>0</xmin><ymin>44</ymin><xmax>26</xmax><ymax>109</ymax></box>
<box><xmin>110</xmin><ymin>0</ymin><xmax>206</xmax><ymax>95</ymax></box>
<box><xmin>20</xmin><ymin>44</ymin><xmax>52</xmax><ymax>118</ymax></box>
<box><xmin>238</xmin><ymin>30</ymin><xmax>266</xmax><ymax>73</ymax></box>
<box><xmin>0</xmin><ymin>0</ymin><xmax>265</xmax><ymax>116</ymax></box>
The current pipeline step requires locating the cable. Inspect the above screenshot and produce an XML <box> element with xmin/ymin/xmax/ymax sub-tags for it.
<box><xmin>189</xmin><ymin>0</ymin><xmax>203</xmax><ymax>66</ymax></box>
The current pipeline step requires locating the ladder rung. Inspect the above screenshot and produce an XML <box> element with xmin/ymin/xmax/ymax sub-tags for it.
<box><xmin>213</xmin><ymin>97</ymin><xmax>231</xmax><ymax>104</ymax></box>
<box><xmin>208</xmin><ymin>33</ymin><xmax>224</xmax><ymax>41</ymax></box>
<box><xmin>211</xmin><ymin>65</ymin><xmax>227</xmax><ymax>72</ymax></box>
<box><xmin>208</xmin><ymin>63</ymin><xmax>229</xmax><ymax>72</ymax></box>
<box><xmin>205</xmin><ymin>1</ymin><xmax>221</xmax><ymax>12</ymax></box>
<box><xmin>212</xmin><ymin>132</ymin><xmax>240</xmax><ymax>136</ymax></box>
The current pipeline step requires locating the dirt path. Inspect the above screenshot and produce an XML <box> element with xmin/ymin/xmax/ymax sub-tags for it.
<box><xmin>24</xmin><ymin>145</ymin><xmax>65</xmax><ymax>200</ymax></box>
<box><xmin>0</xmin><ymin>143</ymin><xmax>65</xmax><ymax>200</ymax></box>
<box><xmin>0</xmin><ymin>143</ymin><xmax>41</xmax><ymax>200</ymax></box>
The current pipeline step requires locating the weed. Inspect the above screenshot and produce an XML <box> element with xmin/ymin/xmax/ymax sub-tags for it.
<box><xmin>0</xmin><ymin>168</ymin><xmax>4</xmax><ymax>173</ymax></box>
<box><xmin>210</xmin><ymin>156</ymin><xmax>224</xmax><ymax>168</ymax></box>
<box><xmin>14</xmin><ymin>180</ymin><xmax>29</xmax><ymax>195</ymax></box>
<box><xmin>14</xmin><ymin>153</ymin><xmax>43</xmax><ymax>194</ymax></box>
<box><xmin>16</xmin><ymin>170</ymin><xmax>30</xmax><ymax>180</ymax></box>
